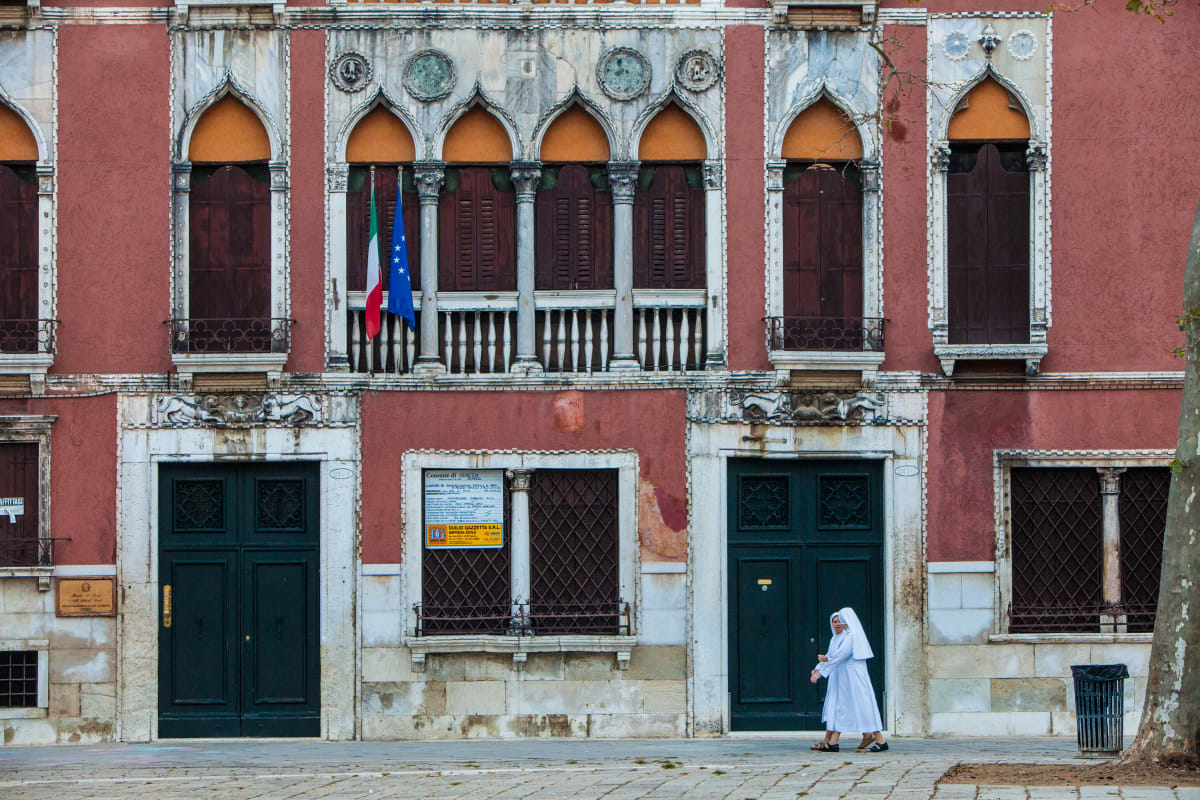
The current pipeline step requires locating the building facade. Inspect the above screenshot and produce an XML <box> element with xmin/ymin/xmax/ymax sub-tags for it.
<box><xmin>0</xmin><ymin>0</ymin><xmax>1192</xmax><ymax>743</ymax></box>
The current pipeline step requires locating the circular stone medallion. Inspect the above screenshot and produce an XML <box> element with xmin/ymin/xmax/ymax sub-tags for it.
<box><xmin>404</xmin><ymin>50</ymin><xmax>456</xmax><ymax>102</ymax></box>
<box><xmin>597</xmin><ymin>48</ymin><xmax>651</xmax><ymax>101</ymax></box>
<box><xmin>675</xmin><ymin>50</ymin><xmax>722</xmax><ymax>93</ymax></box>
<box><xmin>1007</xmin><ymin>30</ymin><xmax>1037</xmax><ymax>61</ymax></box>
<box><xmin>943</xmin><ymin>31</ymin><xmax>971</xmax><ymax>61</ymax></box>
<box><xmin>330</xmin><ymin>50</ymin><xmax>372</xmax><ymax>93</ymax></box>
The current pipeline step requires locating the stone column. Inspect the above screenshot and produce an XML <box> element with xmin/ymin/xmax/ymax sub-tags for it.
<box><xmin>765</xmin><ymin>160</ymin><xmax>786</xmax><ymax>354</ymax></box>
<box><xmin>510</xmin><ymin>162</ymin><xmax>542</xmax><ymax>373</ymax></box>
<box><xmin>859</xmin><ymin>159</ymin><xmax>882</xmax><ymax>352</ymax></box>
<box><xmin>702</xmin><ymin>160</ymin><xmax>726</xmax><ymax>369</ymax></box>
<box><xmin>1097</xmin><ymin>467</ymin><xmax>1127</xmax><ymax>632</ymax></box>
<box><xmin>325</xmin><ymin>163</ymin><xmax>351</xmax><ymax>371</ymax></box>
<box><xmin>507</xmin><ymin>468</ymin><xmax>533</xmax><ymax>633</ymax></box>
<box><xmin>608</xmin><ymin>161</ymin><xmax>640</xmax><ymax>371</ymax></box>
<box><xmin>413</xmin><ymin>162</ymin><xmax>446</xmax><ymax>374</ymax></box>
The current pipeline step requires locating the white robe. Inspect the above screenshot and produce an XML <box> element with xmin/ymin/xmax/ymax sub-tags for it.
<box><xmin>815</xmin><ymin>631</ymin><xmax>883</xmax><ymax>734</ymax></box>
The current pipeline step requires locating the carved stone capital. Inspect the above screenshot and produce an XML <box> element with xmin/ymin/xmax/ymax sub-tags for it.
<box><xmin>702</xmin><ymin>160</ymin><xmax>723</xmax><ymax>190</ymax></box>
<box><xmin>859</xmin><ymin>160</ymin><xmax>881</xmax><ymax>193</ymax></box>
<box><xmin>931</xmin><ymin>143</ymin><xmax>952</xmax><ymax>173</ymax></box>
<box><xmin>172</xmin><ymin>163</ymin><xmax>192</xmax><ymax>193</ymax></box>
<box><xmin>268</xmin><ymin>162</ymin><xmax>288</xmax><ymax>191</ymax></box>
<box><xmin>413</xmin><ymin>161</ymin><xmax>446</xmax><ymax>204</ymax></box>
<box><xmin>1097</xmin><ymin>467</ymin><xmax>1126</xmax><ymax>496</ymax></box>
<box><xmin>607</xmin><ymin>161</ymin><xmax>639</xmax><ymax>203</ymax></box>
<box><xmin>506</xmin><ymin>468</ymin><xmax>534</xmax><ymax>492</ymax></box>
<box><xmin>766</xmin><ymin>161</ymin><xmax>786</xmax><ymax>192</ymax></box>
<box><xmin>510</xmin><ymin>161</ymin><xmax>542</xmax><ymax>202</ymax></box>
<box><xmin>326</xmin><ymin>163</ymin><xmax>350</xmax><ymax>193</ymax></box>
<box><xmin>1026</xmin><ymin>142</ymin><xmax>1048</xmax><ymax>172</ymax></box>
<box><xmin>35</xmin><ymin>164</ymin><xmax>53</xmax><ymax>196</ymax></box>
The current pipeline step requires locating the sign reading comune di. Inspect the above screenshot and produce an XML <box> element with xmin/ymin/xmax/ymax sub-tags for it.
<box><xmin>424</xmin><ymin>469</ymin><xmax>504</xmax><ymax>549</ymax></box>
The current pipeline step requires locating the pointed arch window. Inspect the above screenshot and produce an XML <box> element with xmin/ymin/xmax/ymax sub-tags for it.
<box><xmin>440</xmin><ymin>107</ymin><xmax>516</xmax><ymax>292</ymax></box>
<box><xmin>536</xmin><ymin>106</ymin><xmax>612</xmax><ymax>291</ymax></box>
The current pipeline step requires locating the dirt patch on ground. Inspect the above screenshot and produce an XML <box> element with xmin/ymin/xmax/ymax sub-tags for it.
<box><xmin>941</xmin><ymin>762</ymin><xmax>1200</xmax><ymax>788</ymax></box>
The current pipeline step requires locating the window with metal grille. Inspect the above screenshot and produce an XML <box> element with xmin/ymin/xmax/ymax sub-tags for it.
<box><xmin>529</xmin><ymin>469</ymin><xmax>621</xmax><ymax>635</ymax></box>
<box><xmin>0</xmin><ymin>442</ymin><xmax>41</xmax><ymax>567</ymax></box>
<box><xmin>0</xmin><ymin>651</ymin><xmax>38</xmax><ymax>707</ymax></box>
<box><xmin>1009</xmin><ymin>466</ymin><xmax>1168</xmax><ymax>633</ymax></box>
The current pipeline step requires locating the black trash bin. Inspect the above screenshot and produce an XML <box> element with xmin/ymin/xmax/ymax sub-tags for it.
<box><xmin>1070</xmin><ymin>664</ymin><xmax>1129</xmax><ymax>755</ymax></box>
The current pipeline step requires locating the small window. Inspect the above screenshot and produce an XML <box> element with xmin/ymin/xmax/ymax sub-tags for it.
<box><xmin>1009</xmin><ymin>467</ymin><xmax>1168</xmax><ymax>633</ymax></box>
<box><xmin>0</xmin><ymin>442</ymin><xmax>40</xmax><ymax>567</ymax></box>
<box><xmin>0</xmin><ymin>651</ymin><xmax>38</xmax><ymax>708</ymax></box>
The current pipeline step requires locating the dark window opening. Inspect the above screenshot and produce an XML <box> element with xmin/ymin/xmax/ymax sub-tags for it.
<box><xmin>0</xmin><ymin>442</ymin><xmax>40</xmax><ymax>567</ymax></box>
<box><xmin>0</xmin><ymin>164</ymin><xmax>40</xmax><ymax>353</ymax></box>
<box><xmin>0</xmin><ymin>651</ymin><xmax>38</xmax><ymax>707</ymax></box>
<box><xmin>346</xmin><ymin>165</ymin><xmax>420</xmax><ymax>293</ymax></box>
<box><xmin>1119</xmin><ymin>468</ymin><xmax>1169</xmax><ymax>633</ymax></box>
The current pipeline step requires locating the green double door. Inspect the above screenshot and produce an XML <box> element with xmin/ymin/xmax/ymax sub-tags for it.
<box><xmin>158</xmin><ymin>463</ymin><xmax>320</xmax><ymax>738</ymax></box>
<box><xmin>728</xmin><ymin>459</ymin><xmax>885</xmax><ymax>731</ymax></box>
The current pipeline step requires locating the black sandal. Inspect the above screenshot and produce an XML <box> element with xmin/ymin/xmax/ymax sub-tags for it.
<box><xmin>813</xmin><ymin>742</ymin><xmax>840</xmax><ymax>752</ymax></box>
<box><xmin>866</xmin><ymin>742</ymin><xmax>888</xmax><ymax>752</ymax></box>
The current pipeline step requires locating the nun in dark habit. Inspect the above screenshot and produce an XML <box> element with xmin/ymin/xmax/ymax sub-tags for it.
<box><xmin>809</xmin><ymin>606</ymin><xmax>888</xmax><ymax>752</ymax></box>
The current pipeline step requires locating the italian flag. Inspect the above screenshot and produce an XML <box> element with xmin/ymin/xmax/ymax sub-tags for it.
<box><xmin>365</xmin><ymin>181</ymin><xmax>383</xmax><ymax>340</ymax></box>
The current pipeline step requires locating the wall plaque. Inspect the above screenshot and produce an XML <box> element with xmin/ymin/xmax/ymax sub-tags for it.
<box><xmin>56</xmin><ymin>578</ymin><xmax>116</xmax><ymax>617</ymax></box>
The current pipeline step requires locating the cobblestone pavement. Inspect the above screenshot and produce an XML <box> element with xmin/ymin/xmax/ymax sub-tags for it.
<box><xmin>0</xmin><ymin>737</ymin><xmax>1190</xmax><ymax>800</ymax></box>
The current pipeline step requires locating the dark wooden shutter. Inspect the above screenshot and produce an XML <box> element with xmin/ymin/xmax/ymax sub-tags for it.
<box><xmin>633</xmin><ymin>165</ymin><xmax>705</xmax><ymax>289</ymax></box>
<box><xmin>781</xmin><ymin>164</ymin><xmax>862</xmax><ymax>320</ymax></box>
<box><xmin>535</xmin><ymin>165</ymin><xmax>613</xmax><ymax>291</ymax></box>
<box><xmin>438</xmin><ymin>167</ymin><xmax>516</xmax><ymax>291</ymax></box>
<box><xmin>189</xmin><ymin>164</ymin><xmax>270</xmax><ymax>321</ymax></box>
<box><xmin>0</xmin><ymin>165</ymin><xmax>38</xmax><ymax>322</ymax></box>
<box><xmin>0</xmin><ymin>443</ymin><xmax>39</xmax><ymax>567</ymax></box>
<box><xmin>345</xmin><ymin>166</ymin><xmax>420</xmax><ymax>293</ymax></box>
<box><xmin>947</xmin><ymin>143</ymin><xmax>1030</xmax><ymax>344</ymax></box>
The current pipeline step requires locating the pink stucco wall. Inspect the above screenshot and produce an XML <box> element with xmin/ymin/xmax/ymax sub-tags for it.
<box><xmin>359</xmin><ymin>390</ymin><xmax>689</xmax><ymax>565</ymax></box>
<box><xmin>926</xmin><ymin>388</ymin><xmax>1180</xmax><ymax>562</ymax></box>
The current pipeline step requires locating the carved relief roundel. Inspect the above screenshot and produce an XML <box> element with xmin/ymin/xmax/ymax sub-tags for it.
<box><xmin>330</xmin><ymin>51</ymin><xmax>372</xmax><ymax>93</ymax></box>
<box><xmin>943</xmin><ymin>32</ymin><xmax>971</xmax><ymax>61</ymax></box>
<box><xmin>597</xmin><ymin>48</ymin><xmax>651</xmax><ymax>101</ymax></box>
<box><xmin>675</xmin><ymin>50</ymin><xmax>722</xmax><ymax>93</ymax></box>
<box><xmin>1007</xmin><ymin>30</ymin><xmax>1037</xmax><ymax>61</ymax></box>
<box><xmin>404</xmin><ymin>50</ymin><xmax>456</xmax><ymax>102</ymax></box>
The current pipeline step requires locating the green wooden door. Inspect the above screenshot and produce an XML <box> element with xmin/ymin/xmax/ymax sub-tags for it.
<box><xmin>158</xmin><ymin>463</ymin><xmax>320</xmax><ymax>738</ymax></box>
<box><xmin>728</xmin><ymin>459</ymin><xmax>885</xmax><ymax>731</ymax></box>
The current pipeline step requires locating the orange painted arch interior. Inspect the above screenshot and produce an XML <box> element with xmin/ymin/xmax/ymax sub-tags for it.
<box><xmin>347</xmin><ymin>107</ymin><xmax>416</xmax><ymax>162</ymax></box>
<box><xmin>0</xmin><ymin>103</ymin><xmax>38</xmax><ymax>161</ymax></box>
<box><xmin>540</xmin><ymin>106</ymin><xmax>610</xmax><ymax>162</ymax></box>
<box><xmin>443</xmin><ymin>106</ymin><xmax>512</xmax><ymax>163</ymax></box>
<box><xmin>781</xmin><ymin>98</ymin><xmax>863</xmax><ymax>161</ymax></box>
<box><xmin>188</xmin><ymin>95</ymin><xmax>271</xmax><ymax>163</ymax></box>
<box><xmin>639</xmin><ymin>104</ymin><xmax>706</xmax><ymax>161</ymax></box>
<box><xmin>948</xmin><ymin>77</ymin><xmax>1031</xmax><ymax>141</ymax></box>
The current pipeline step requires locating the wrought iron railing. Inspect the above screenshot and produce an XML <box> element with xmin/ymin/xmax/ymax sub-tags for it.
<box><xmin>413</xmin><ymin>601</ymin><xmax>631</xmax><ymax>637</ymax></box>
<box><xmin>765</xmin><ymin>316</ymin><xmax>885</xmax><ymax>352</ymax></box>
<box><xmin>167</xmin><ymin>318</ymin><xmax>294</xmax><ymax>354</ymax></box>
<box><xmin>0</xmin><ymin>319</ymin><xmax>57</xmax><ymax>355</ymax></box>
<box><xmin>1008</xmin><ymin>602</ymin><xmax>1158</xmax><ymax>634</ymax></box>
<box><xmin>0</xmin><ymin>536</ymin><xmax>66</xmax><ymax>568</ymax></box>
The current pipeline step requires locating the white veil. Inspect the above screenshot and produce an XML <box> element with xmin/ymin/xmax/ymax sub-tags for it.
<box><xmin>831</xmin><ymin>606</ymin><xmax>874</xmax><ymax>660</ymax></box>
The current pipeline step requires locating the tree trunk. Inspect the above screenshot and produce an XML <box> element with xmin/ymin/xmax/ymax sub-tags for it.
<box><xmin>1118</xmin><ymin>198</ymin><xmax>1200</xmax><ymax>766</ymax></box>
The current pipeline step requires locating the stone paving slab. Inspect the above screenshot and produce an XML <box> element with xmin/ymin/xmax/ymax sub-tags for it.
<box><xmin>0</xmin><ymin>737</ymin><xmax>1184</xmax><ymax>800</ymax></box>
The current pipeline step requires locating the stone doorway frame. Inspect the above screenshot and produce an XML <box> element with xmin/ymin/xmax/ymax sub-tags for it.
<box><xmin>686</xmin><ymin>410</ymin><xmax>928</xmax><ymax>736</ymax></box>
<box><xmin>115</xmin><ymin>394</ymin><xmax>359</xmax><ymax>742</ymax></box>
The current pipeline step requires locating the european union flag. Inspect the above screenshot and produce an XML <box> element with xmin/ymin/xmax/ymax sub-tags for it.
<box><xmin>386</xmin><ymin>173</ymin><xmax>416</xmax><ymax>331</ymax></box>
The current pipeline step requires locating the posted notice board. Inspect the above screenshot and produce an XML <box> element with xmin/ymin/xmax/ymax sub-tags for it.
<box><xmin>424</xmin><ymin>469</ymin><xmax>504</xmax><ymax>549</ymax></box>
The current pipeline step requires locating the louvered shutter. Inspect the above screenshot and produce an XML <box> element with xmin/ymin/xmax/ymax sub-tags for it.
<box><xmin>189</xmin><ymin>164</ymin><xmax>270</xmax><ymax>321</ymax></box>
<box><xmin>0</xmin><ymin>165</ymin><xmax>37</xmax><ymax>325</ymax></box>
<box><xmin>535</xmin><ymin>165</ymin><xmax>612</xmax><ymax>290</ymax></box>
<box><xmin>782</xmin><ymin>164</ymin><xmax>863</xmax><ymax>320</ymax></box>
<box><xmin>439</xmin><ymin>168</ymin><xmax>516</xmax><ymax>291</ymax></box>
<box><xmin>633</xmin><ymin>165</ymin><xmax>704</xmax><ymax>289</ymax></box>
<box><xmin>948</xmin><ymin>143</ymin><xmax>1030</xmax><ymax>344</ymax></box>
<box><xmin>0</xmin><ymin>443</ymin><xmax>39</xmax><ymax>567</ymax></box>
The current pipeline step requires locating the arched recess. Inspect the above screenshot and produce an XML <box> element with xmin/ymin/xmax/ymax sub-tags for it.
<box><xmin>532</xmin><ymin>91</ymin><xmax>617</xmax><ymax>162</ymax></box>
<box><xmin>631</xmin><ymin>91</ymin><xmax>718</xmax><ymax>163</ymax></box>
<box><xmin>632</xmin><ymin>101</ymin><xmax>707</xmax><ymax>291</ymax></box>
<box><xmin>940</xmin><ymin>67</ymin><xmax>1038</xmax><ymax>142</ymax></box>
<box><xmin>188</xmin><ymin>95</ymin><xmax>271</xmax><ymax>163</ymax></box>
<box><xmin>536</xmin><ymin>104</ymin><xmax>613</xmax><ymax>291</ymax></box>
<box><xmin>773</xmin><ymin>86</ymin><xmax>875</xmax><ymax>163</ymax></box>
<box><xmin>439</xmin><ymin>104</ymin><xmax>516</xmax><ymax>292</ymax></box>
<box><xmin>781</xmin><ymin>96</ymin><xmax>864</xmax><ymax>161</ymax></box>
<box><xmin>343</xmin><ymin>105</ymin><xmax>420</xmax><ymax>318</ymax></box>
<box><xmin>178</xmin><ymin>79</ymin><xmax>283</xmax><ymax>163</ymax></box>
<box><xmin>0</xmin><ymin>100</ymin><xmax>42</xmax><ymax>342</ymax></box>
<box><xmin>947</xmin><ymin>76</ymin><xmax>1031</xmax><ymax>142</ymax></box>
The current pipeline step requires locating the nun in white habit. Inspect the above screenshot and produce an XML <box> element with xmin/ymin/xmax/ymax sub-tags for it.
<box><xmin>808</xmin><ymin>607</ymin><xmax>888</xmax><ymax>752</ymax></box>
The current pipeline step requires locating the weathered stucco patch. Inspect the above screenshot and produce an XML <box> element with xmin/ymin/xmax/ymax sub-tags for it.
<box><xmin>638</xmin><ymin>478</ymin><xmax>686</xmax><ymax>561</ymax></box>
<box><xmin>552</xmin><ymin>391</ymin><xmax>584</xmax><ymax>433</ymax></box>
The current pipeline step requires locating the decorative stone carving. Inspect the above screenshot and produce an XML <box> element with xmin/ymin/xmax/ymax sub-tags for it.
<box><xmin>1007</xmin><ymin>30</ymin><xmax>1037</xmax><ymax>61</ymax></box>
<box><xmin>710</xmin><ymin>389</ymin><xmax>888</xmax><ymax>425</ymax></box>
<box><xmin>702</xmin><ymin>161</ymin><xmax>723</xmax><ymax>190</ymax></box>
<box><xmin>36</xmin><ymin>165</ymin><xmax>53</xmax><ymax>196</ymax></box>
<box><xmin>330</xmin><ymin>50</ymin><xmax>372</xmax><ymax>94</ymax></box>
<box><xmin>607</xmin><ymin>162</ymin><xmax>639</xmax><ymax>203</ymax></box>
<box><xmin>413</xmin><ymin>162</ymin><xmax>446</xmax><ymax>203</ymax></box>
<box><xmin>597</xmin><ymin>48</ymin><xmax>651</xmax><ymax>102</ymax></box>
<box><xmin>859</xmin><ymin>160</ymin><xmax>881</xmax><ymax>192</ymax></box>
<box><xmin>506</xmin><ymin>468</ymin><xmax>534</xmax><ymax>491</ymax></box>
<box><xmin>326</xmin><ymin>163</ymin><xmax>349</xmax><ymax>193</ymax></box>
<box><xmin>979</xmin><ymin>23</ymin><xmax>1001</xmax><ymax>58</ymax></box>
<box><xmin>172</xmin><ymin>164</ymin><xmax>192</xmax><ymax>192</ymax></box>
<box><xmin>268</xmin><ymin>162</ymin><xmax>288</xmax><ymax>190</ymax></box>
<box><xmin>675</xmin><ymin>50</ymin><xmax>722</xmax><ymax>93</ymax></box>
<box><xmin>404</xmin><ymin>50</ymin><xmax>456</xmax><ymax>102</ymax></box>
<box><xmin>930</xmin><ymin>143</ymin><xmax>952</xmax><ymax>172</ymax></box>
<box><xmin>943</xmin><ymin>31</ymin><xmax>971</xmax><ymax>61</ymax></box>
<box><xmin>155</xmin><ymin>394</ymin><xmax>323</xmax><ymax>427</ymax></box>
<box><xmin>1025</xmin><ymin>142</ymin><xmax>1047</xmax><ymax>171</ymax></box>
<box><xmin>510</xmin><ymin>162</ymin><xmax>542</xmax><ymax>202</ymax></box>
<box><xmin>1097</xmin><ymin>467</ymin><xmax>1126</xmax><ymax>496</ymax></box>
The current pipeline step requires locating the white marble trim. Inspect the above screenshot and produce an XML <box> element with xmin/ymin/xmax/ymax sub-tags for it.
<box><xmin>928</xmin><ymin>561</ymin><xmax>994</xmax><ymax>574</ymax></box>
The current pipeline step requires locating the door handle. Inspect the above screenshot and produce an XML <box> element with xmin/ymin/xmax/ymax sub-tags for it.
<box><xmin>761</xmin><ymin>614</ymin><xmax>769</xmax><ymax>639</ymax></box>
<box><xmin>162</xmin><ymin>585</ymin><xmax>172</xmax><ymax>628</ymax></box>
